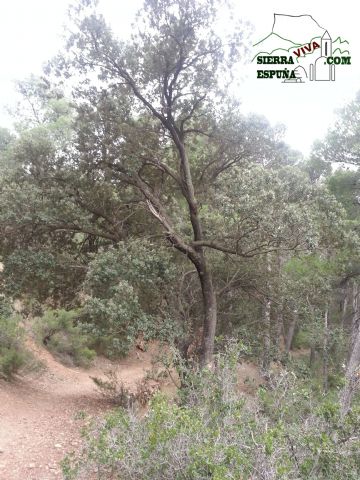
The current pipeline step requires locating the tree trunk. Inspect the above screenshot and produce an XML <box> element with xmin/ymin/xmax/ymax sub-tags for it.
<box><xmin>340</xmin><ymin>283</ymin><xmax>360</xmax><ymax>417</ymax></box>
<box><xmin>262</xmin><ymin>297</ymin><xmax>272</xmax><ymax>375</ymax></box>
<box><xmin>196</xmin><ymin>256</ymin><xmax>217</xmax><ymax>367</ymax></box>
<box><xmin>261</xmin><ymin>256</ymin><xmax>272</xmax><ymax>376</ymax></box>
<box><xmin>275</xmin><ymin>255</ymin><xmax>285</xmax><ymax>356</ymax></box>
<box><xmin>285</xmin><ymin>314</ymin><xmax>297</xmax><ymax>353</ymax></box>
<box><xmin>350</xmin><ymin>283</ymin><xmax>359</xmax><ymax>354</ymax></box>
<box><xmin>274</xmin><ymin>309</ymin><xmax>284</xmax><ymax>357</ymax></box>
<box><xmin>309</xmin><ymin>346</ymin><xmax>316</xmax><ymax>369</ymax></box>
<box><xmin>340</xmin><ymin>323</ymin><xmax>360</xmax><ymax>417</ymax></box>
<box><xmin>138</xmin><ymin>138</ymin><xmax>218</xmax><ymax>367</ymax></box>
<box><xmin>323</xmin><ymin>308</ymin><xmax>329</xmax><ymax>393</ymax></box>
<box><xmin>340</xmin><ymin>286</ymin><xmax>349</xmax><ymax>330</ymax></box>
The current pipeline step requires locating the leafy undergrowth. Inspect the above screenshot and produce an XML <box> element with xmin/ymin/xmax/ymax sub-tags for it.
<box><xmin>63</xmin><ymin>341</ymin><xmax>360</xmax><ymax>480</ymax></box>
<box><xmin>91</xmin><ymin>369</ymin><xmax>161</xmax><ymax>408</ymax></box>
<box><xmin>34</xmin><ymin>309</ymin><xmax>96</xmax><ymax>367</ymax></box>
<box><xmin>0</xmin><ymin>298</ymin><xmax>32</xmax><ymax>380</ymax></box>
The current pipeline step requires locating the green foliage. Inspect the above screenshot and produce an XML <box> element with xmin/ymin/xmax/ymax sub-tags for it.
<box><xmin>205</xmin><ymin>165</ymin><xmax>325</xmax><ymax>256</ymax></box>
<box><xmin>257</xmin><ymin>374</ymin><xmax>360</xmax><ymax>479</ymax></box>
<box><xmin>0</xmin><ymin>4</ymin><xmax>360</xmax><ymax>465</ymax></box>
<box><xmin>81</xmin><ymin>240</ymin><xmax>177</xmax><ymax>357</ymax></box>
<box><xmin>91</xmin><ymin>370</ymin><xmax>160</xmax><ymax>407</ymax></box>
<box><xmin>2</xmin><ymin>249</ymin><xmax>87</xmax><ymax>305</ymax></box>
<box><xmin>327</xmin><ymin>170</ymin><xmax>360</xmax><ymax>222</ymax></box>
<box><xmin>302</xmin><ymin>151</ymin><xmax>332</xmax><ymax>182</ymax></box>
<box><xmin>0</xmin><ymin>295</ymin><xmax>13</xmax><ymax>318</ymax></box>
<box><xmin>0</xmin><ymin>0</ymin><xmax>354</xmax><ymax>382</ymax></box>
<box><xmin>34</xmin><ymin>309</ymin><xmax>95</xmax><ymax>367</ymax></box>
<box><xmin>0</xmin><ymin>307</ymin><xmax>28</xmax><ymax>380</ymax></box>
<box><xmin>282</xmin><ymin>254</ymin><xmax>337</xmax><ymax>320</ymax></box>
<box><xmin>3</xmin><ymin>250</ymin><xmax>57</xmax><ymax>300</ymax></box>
<box><xmin>292</xmin><ymin>329</ymin><xmax>311</xmax><ymax>349</ymax></box>
<box><xmin>82</xmin><ymin>279</ymin><xmax>148</xmax><ymax>357</ymax></box>
<box><xmin>91</xmin><ymin>370</ymin><xmax>136</xmax><ymax>408</ymax></box>
<box><xmin>63</xmin><ymin>344</ymin><xmax>360</xmax><ymax>479</ymax></box>
<box><xmin>83</xmin><ymin>240</ymin><xmax>176</xmax><ymax>297</ymax></box>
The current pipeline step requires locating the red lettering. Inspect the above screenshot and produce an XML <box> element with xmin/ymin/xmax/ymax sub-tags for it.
<box><xmin>293</xmin><ymin>41</ymin><xmax>321</xmax><ymax>58</ymax></box>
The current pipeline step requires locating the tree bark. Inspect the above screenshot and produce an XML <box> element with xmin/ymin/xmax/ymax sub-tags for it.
<box><xmin>131</xmin><ymin>135</ymin><xmax>218</xmax><ymax>367</ymax></box>
<box><xmin>275</xmin><ymin>255</ymin><xmax>285</xmax><ymax>356</ymax></box>
<box><xmin>340</xmin><ymin>283</ymin><xmax>360</xmax><ymax>417</ymax></box>
<box><xmin>309</xmin><ymin>346</ymin><xmax>316</xmax><ymax>369</ymax></box>
<box><xmin>262</xmin><ymin>256</ymin><xmax>272</xmax><ymax>375</ymax></box>
<box><xmin>340</xmin><ymin>323</ymin><xmax>360</xmax><ymax>417</ymax></box>
<box><xmin>274</xmin><ymin>309</ymin><xmax>284</xmax><ymax>356</ymax></box>
<box><xmin>350</xmin><ymin>283</ymin><xmax>359</xmax><ymax>354</ymax></box>
<box><xmin>323</xmin><ymin>308</ymin><xmax>329</xmax><ymax>393</ymax></box>
<box><xmin>172</xmin><ymin>131</ymin><xmax>218</xmax><ymax>367</ymax></box>
<box><xmin>262</xmin><ymin>297</ymin><xmax>272</xmax><ymax>375</ymax></box>
<box><xmin>285</xmin><ymin>314</ymin><xmax>297</xmax><ymax>353</ymax></box>
<box><xmin>340</xmin><ymin>286</ymin><xmax>349</xmax><ymax>330</ymax></box>
<box><xmin>196</xmin><ymin>256</ymin><xmax>217</xmax><ymax>367</ymax></box>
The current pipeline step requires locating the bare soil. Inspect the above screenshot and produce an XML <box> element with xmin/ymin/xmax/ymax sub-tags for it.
<box><xmin>0</xmin><ymin>340</ymin><xmax>158</xmax><ymax>480</ymax></box>
<box><xmin>0</xmin><ymin>338</ymin><xmax>263</xmax><ymax>480</ymax></box>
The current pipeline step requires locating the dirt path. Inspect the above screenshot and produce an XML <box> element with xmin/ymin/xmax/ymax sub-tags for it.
<box><xmin>0</xmin><ymin>337</ymin><xmax>263</xmax><ymax>480</ymax></box>
<box><xmin>0</xmin><ymin>341</ymin><xmax>154</xmax><ymax>480</ymax></box>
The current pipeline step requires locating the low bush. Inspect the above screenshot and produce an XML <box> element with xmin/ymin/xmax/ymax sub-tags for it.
<box><xmin>81</xmin><ymin>281</ymin><xmax>148</xmax><ymax>358</ymax></box>
<box><xmin>0</xmin><ymin>303</ymin><xmax>28</xmax><ymax>380</ymax></box>
<box><xmin>292</xmin><ymin>328</ymin><xmax>311</xmax><ymax>349</ymax></box>
<box><xmin>34</xmin><ymin>309</ymin><xmax>96</xmax><ymax>367</ymax></box>
<box><xmin>91</xmin><ymin>369</ymin><xmax>160</xmax><ymax>408</ymax></box>
<box><xmin>79</xmin><ymin>242</ymin><xmax>177</xmax><ymax>358</ymax></box>
<box><xmin>63</xmin><ymin>341</ymin><xmax>360</xmax><ymax>480</ymax></box>
<box><xmin>91</xmin><ymin>370</ymin><xmax>136</xmax><ymax>408</ymax></box>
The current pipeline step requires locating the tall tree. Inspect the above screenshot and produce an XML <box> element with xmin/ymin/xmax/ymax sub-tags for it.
<box><xmin>0</xmin><ymin>0</ymin><xmax>346</xmax><ymax>367</ymax></box>
<box><xmin>43</xmin><ymin>0</ymin><xmax>288</xmax><ymax>365</ymax></box>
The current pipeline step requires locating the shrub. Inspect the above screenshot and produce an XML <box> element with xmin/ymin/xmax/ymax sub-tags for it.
<box><xmin>63</xmin><ymin>341</ymin><xmax>360</xmax><ymax>480</ymax></box>
<box><xmin>0</xmin><ymin>344</ymin><xmax>27</xmax><ymax>380</ymax></box>
<box><xmin>91</xmin><ymin>370</ymin><xmax>136</xmax><ymax>408</ymax></box>
<box><xmin>91</xmin><ymin>369</ymin><xmax>160</xmax><ymax>408</ymax></box>
<box><xmin>81</xmin><ymin>280</ymin><xmax>149</xmax><ymax>358</ymax></box>
<box><xmin>34</xmin><ymin>309</ymin><xmax>96</xmax><ymax>367</ymax></box>
<box><xmin>0</xmin><ymin>309</ymin><xmax>28</xmax><ymax>380</ymax></box>
<box><xmin>292</xmin><ymin>329</ymin><xmax>311</xmax><ymax>349</ymax></box>
<box><xmin>79</xmin><ymin>241</ymin><xmax>177</xmax><ymax>358</ymax></box>
<box><xmin>2</xmin><ymin>250</ymin><xmax>85</xmax><ymax>304</ymax></box>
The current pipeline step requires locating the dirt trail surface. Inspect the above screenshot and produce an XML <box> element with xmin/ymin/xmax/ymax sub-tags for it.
<box><xmin>0</xmin><ymin>340</ymin><xmax>156</xmax><ymax>480</ymax></box>
<box><xmin>0</xmin><ymin>336</ymin><xmax>263</xmax><ymax>480</ymax></box>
